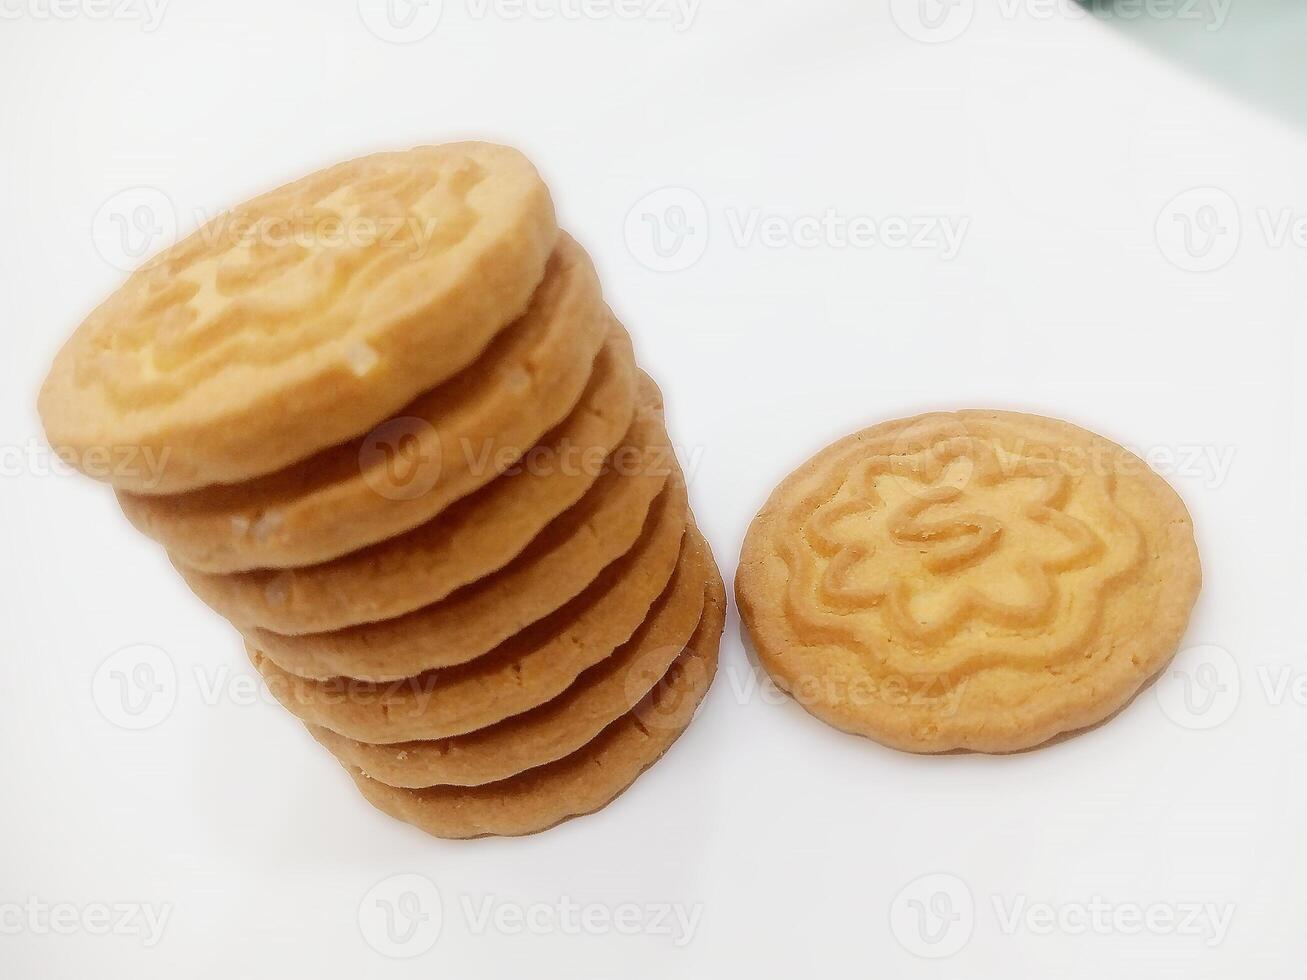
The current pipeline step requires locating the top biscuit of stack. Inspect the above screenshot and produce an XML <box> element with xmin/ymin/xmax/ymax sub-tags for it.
<box><xmin>38</xmin><ymin>143</ymin><xmax>557</xmax><ymax>496</ymax></box>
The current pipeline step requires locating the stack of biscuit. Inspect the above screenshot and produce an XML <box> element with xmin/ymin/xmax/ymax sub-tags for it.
<box><xmin>39</xmin><ymin>142</ymin><xmax>723</xmax><ymax>838</ymax></box>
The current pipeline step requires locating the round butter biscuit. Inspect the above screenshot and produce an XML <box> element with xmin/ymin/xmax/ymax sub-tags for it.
<box><xmin>41</xmin><ymin>142</ymin><xmax>557</xmax><ymax>495</ymax></box>
<box><xmin>736</xmin><ymin>410</ymin><xmax>1201</xmax><ymax>754</ymax></box>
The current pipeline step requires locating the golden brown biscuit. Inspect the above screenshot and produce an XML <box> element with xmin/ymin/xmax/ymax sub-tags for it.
<box><xmin>176</xmin><ymin>326</ymin><xmax>637</xmax><ymax>633</ymax></box>
<box><xmin>249</xmin><ymin>477</ymin><xmax>689</xmax><ymax>740</ymax></box>
<box><xmin>344</xmin><ymin>580</ymin><xmax>725</xmax><ymax>838</ymax></box>
<box><xmin>736</xmin><ymin>410</ymin><xmax>1202</xmax><ymax>754</ymax></box>
<box><xmin>309</xmin><ymin>528</ymin><xmax>715</xmax><ymax>785</ymax></box>
<box><xmin>248</xmin><ymin>395</ymin><xmax>681</xmax><ymax>681</ymax></box>
<box><xmin>117</xmin><ymin>234</ymin><xmax>606</xmax><ymax>572</ymax></box>
<box><xmin>40</xmin><ymin>143</ymin><xmax>557</xmax><ymax>496</ymax></box>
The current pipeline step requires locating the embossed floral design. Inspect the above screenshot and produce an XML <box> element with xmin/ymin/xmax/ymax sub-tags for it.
<box><xmin>794</xmin><ymin>434</ymin><xmax>1111</xmax><ymax>643</ymax></box>
<box><xmin>80</xmin><ymin>152</ymin><xmax>487</xmax><ymax>401</ymax></box>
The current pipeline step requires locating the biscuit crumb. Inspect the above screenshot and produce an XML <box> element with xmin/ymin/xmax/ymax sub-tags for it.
<box><xmin>503</xmin><ymin>365</ymin><xmax>531</xmax><ymax>393</ymax></box>
<box><xmin>345</xmin><ymin>341</ymin><xmax>379</xmax><ymax>377</ymax></box>
<box><xmin>253</xmin><ymin>511</ymin><xmax>283</xmax><ymax>541</ymax></box>
<box><xmin>265</xmin><ymin>572</ymin><xmax>293</xmax><ymax>606</ymax></box>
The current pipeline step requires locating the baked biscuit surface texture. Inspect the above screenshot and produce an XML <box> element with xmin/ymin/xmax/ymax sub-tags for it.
<box><xmin>736</xmin><ymin>410</ymin><xmax>1202</xmax><ymax>754</ymax></box>
<box><xmin>116</xmin><ymin>232</ymin><xmax>605</xmax><ymax>572</ymax></box>
<box><xmin>307</xmin><ymin>527</ymin><xmax>713</xmax><ymax>786</ymax></box>
<box><xmin>40</xmin><ymin>142</ymin><xmax>558</xmax><ymax>496</ymax></box>
<box><xmin>246</xmin><ymin>378</ymin><xmax>682</xmax><ymax>681</ymax></box>
<box><xmin>248</xmin><ymin>473</ymin><xmax>689</xmax><ymax>738</ymax></box>
<box><xmin>175</xmin><ymin>323</ymin><xmax>638</xmax><ymax>634</ymax></box>
<box><xmin>346</xmin><ymin>568</ymin><xmax>726</xmax><ymax>839</ymax></box>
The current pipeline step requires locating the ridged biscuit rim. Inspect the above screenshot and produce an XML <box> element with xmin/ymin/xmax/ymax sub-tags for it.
<box><xmin>309</xmin><ymin>527</ymin><xmax>713</xmax><ymax>786</ymax></box>
<box><xmin>247</xmin><ymin>382</ymin><xmax>680</xmax><ymax>682</ymax></box>
<box><xmin>177</xmin><ymin>324</ymin><xmax>638</xmax><ymax>634</ymax></box>
<box><xmin>248</xmin><ymin>474</ymin><xmax>690</xmax><ymax>741</ymax></box>
<box><xmin>344</xmin><ymin>568</ymin><xmax>726</xmax><ymax>839</ymax></box>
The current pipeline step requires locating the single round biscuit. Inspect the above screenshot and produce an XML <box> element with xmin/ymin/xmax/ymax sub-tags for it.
<box><xmin>176</xmin><ymin>325</ymin><xmax>637</xmax><ymax>633</ymax></box>
<box><xmin>247</xmin><ymin>386</ymin><xmax>681</xmax><ymax>681</ymax></box>
<box><xmin>40</xmin><ymin>143</ymin><xmax>557</xmax><ymax>496</ymax></box>
<box><xmin>117</xmin><ymin>233</ymin><xmax>606</xmax><ymax>572</ymax></box>
<box><xmin>308</xmin><ymin>527</ymin><xmax>716</xmax><ymax>786</ymax></box>
<box><xmin>736</xmin><ymin>410</ymin><xmax>1202</xmax><ymax>754</ymax></box>
<box><xmin>249</xmin><ymin>476</ymin><xmax>689</xmax><ymax>740</ymax></box>
<box><xmin>343</xmin><ymin>580</ymin><xmax>725</xmax><ymax>838</ymax></box>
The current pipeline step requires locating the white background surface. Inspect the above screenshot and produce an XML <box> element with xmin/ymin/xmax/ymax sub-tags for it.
<box><xmin>3</xmin><ymin>1</ymin><xmax>1305</xmax><ymax>977</ymax></box>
